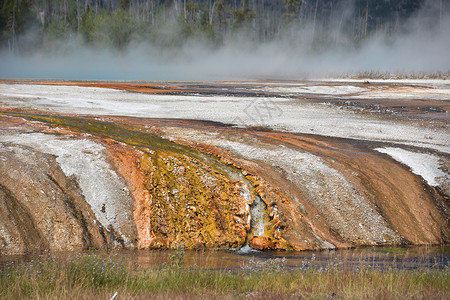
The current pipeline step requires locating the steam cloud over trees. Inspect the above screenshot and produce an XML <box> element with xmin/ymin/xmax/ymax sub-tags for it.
<box><xmin>0</xmin><ymin>0</ymin><xmax>449</xmax><ymax>80</ymax></box>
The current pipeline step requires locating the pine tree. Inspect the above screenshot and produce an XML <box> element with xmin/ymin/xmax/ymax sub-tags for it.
<box><xmin>283</xmin><ymin>0</ymin><xmax>300</xmax><ymax>20</ymax></box>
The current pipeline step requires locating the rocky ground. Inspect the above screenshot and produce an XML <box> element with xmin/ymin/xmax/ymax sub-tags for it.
<box><xmin>0</xmin><ymin>80</ymin><xmax>448</xmax><ymax>254</ymax></box>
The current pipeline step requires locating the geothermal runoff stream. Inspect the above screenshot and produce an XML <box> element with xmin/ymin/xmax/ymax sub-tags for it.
<box><xmin>0</xmin><ymin>79</ymin><xmax>448</xmax><ymax>268</ymax></box>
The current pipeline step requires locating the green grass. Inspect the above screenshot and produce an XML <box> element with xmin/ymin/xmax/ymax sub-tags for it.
<box><xmin>379</xmin><ymin>247</ymin><xmax>409</xmax><ymax>254</ymax></box>
<box><xmin>1</xmin><ymin>252</ymin><xmax>448</xmax><ymax>299</ymax></box>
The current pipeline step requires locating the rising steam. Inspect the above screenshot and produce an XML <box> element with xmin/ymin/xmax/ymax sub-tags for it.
<box><xmin>1</xmin><ymin>0</ymin><xmax>449</xmax><ymax>81</ymax></box>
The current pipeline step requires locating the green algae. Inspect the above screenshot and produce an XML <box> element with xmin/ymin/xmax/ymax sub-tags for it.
<box><xmin>3</xmin><ymin>112</ymin><xmax>197</xmax><ymax>155</ymax></box>
<box><xmin>3</xmin><ymin>112</ymin><xmax>245</xmax><ymax>180</ymax></box>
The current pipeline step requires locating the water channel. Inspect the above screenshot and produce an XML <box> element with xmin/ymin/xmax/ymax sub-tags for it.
<box><xmin>1</xmin><ymin>246</ymin><xmax>448</xmax><ymax>272</ymax></box>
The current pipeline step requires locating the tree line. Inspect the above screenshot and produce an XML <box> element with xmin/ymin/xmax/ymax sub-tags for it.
<box><xmin>0</xmin><ymin>0</ymin><xmax>447</xmax><ymax>53</ymax></box>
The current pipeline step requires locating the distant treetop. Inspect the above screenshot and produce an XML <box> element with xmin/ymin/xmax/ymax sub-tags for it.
<box><xmin>0</xmin><ymin>0</ymin><xmax>447</xmax><ymax>52</ymax></box>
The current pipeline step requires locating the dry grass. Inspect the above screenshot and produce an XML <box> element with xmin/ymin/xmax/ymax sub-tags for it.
<box><xmin>336</xmin><ymin>71</ymin><xmax>450</xmax><ymax>80</ymax></box>
<box><xmin>1</xmin><ymin>250</ymin><xmax>449</xmax><ymax>299</ymax></box>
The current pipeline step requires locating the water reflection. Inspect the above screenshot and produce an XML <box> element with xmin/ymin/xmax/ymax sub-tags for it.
<box><xmin>101</xmin><ymin>246</ymin><xmax>450</xmax><ymax>271</ymax></box>
<box><xmin>1</xmin><ymin>246</ymin><xmax>448</xmax><ymax>271</ymax></box>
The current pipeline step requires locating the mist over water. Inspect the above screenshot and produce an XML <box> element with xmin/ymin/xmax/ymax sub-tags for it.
<box><xmin>1</xmin><ymin>1</ymin><xmax>449</xmax><ymax>81</ymax></box>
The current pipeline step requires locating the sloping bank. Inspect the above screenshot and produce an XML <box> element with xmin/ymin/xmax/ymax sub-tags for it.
<box><xmin>0</xmin><ymin>111</ymin><xmax>448</xmax><ymax>255</ymax></box>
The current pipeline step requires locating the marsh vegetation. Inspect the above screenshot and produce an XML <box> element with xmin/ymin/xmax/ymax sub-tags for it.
<box><xmin>1</xmin><ymin>247</ymin><xmax>449</xmax><ymax>299</ymax></box>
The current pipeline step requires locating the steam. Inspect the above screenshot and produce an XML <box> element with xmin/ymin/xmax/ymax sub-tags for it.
<box><xmin>1</xmin><ymin>1</ymin><xmax>449</xmax><ymax>81</ymax></box>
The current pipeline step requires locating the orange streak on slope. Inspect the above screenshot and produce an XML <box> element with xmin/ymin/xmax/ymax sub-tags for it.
<box><xmin>0</xmin><ymin>80</ymin><xmax>194</xmax><ymax>94</ymax></box>
<box><xmin>102</xmin><ymin>139</ymin><xmax>156</xmax><ymax>248</ymax></box>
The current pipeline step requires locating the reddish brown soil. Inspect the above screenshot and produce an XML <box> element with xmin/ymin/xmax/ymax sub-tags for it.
<box><xmin>102</xmin><ymin>140</ymin><xmax>155</xmax><ymax>248</ymax></box>
<box><xmin>0</xmin><ymin>80</ymin><xmax>193</xmax><ymax>94</ymax></box>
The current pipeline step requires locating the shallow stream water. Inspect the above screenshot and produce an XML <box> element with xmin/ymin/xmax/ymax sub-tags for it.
<box><xmin>2</xmin><ymin>246</ymin><xmax>448</xmax><ymax>272</ymax></box>
<box><xmin>125</xmin><ymin>246</ymin><xmax>450</xmax><ymax>271</ymax></box>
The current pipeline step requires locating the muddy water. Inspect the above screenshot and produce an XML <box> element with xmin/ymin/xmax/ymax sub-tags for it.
<box><xmin>120</xmin><ymin>246</ymin><xmax>450</xmax><ymax>271</ymax></box>
<box><xmin>2</xmin><ymin>246</ymin><xmax>448</xmax><ymax>271</ymax></box>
